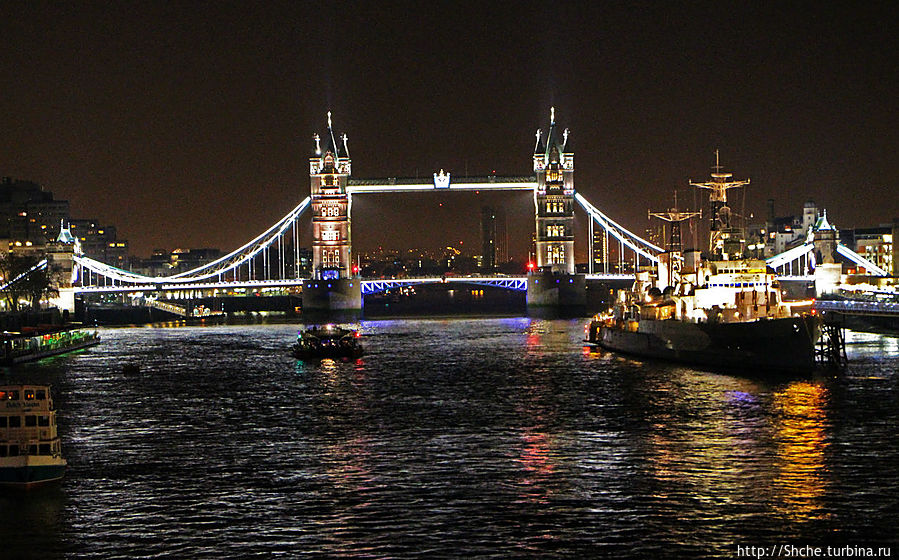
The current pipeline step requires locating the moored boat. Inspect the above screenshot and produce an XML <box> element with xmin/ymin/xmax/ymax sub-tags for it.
<box><xmin>585</xmin><ymin>156</ymin><xmax>822</xmax><ymax>374</ymax></box>
<box><xmin>0</xmin><ymin>385</ymin><xmax>67</xmax><ymax>488</ymax></box>
<box><xmin>1</xmin><ymin>325</ymin><xmax>100</xmax><ymax>365</ymax></box>
<box><xmin>291</xmin><ymin>324</ymin><xmax>363</xmax><ymax>360</ymax></box>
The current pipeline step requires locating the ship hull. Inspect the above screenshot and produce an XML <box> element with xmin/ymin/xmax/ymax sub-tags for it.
<box><xmin>0</xmin><ymin>461</ymin><xmax>67</xmax><ymax>488</ymax></box>
<box><xmin>588</xmin><ymin>316</ymin><xmax>820</xmax><ymax>375</ymax></box>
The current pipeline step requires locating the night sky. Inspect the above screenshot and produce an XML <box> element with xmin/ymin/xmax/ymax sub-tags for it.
<box><xmin>1</xmin><ymin>2</ymin><xmax>897</xmax><ymax>260</ymax></box>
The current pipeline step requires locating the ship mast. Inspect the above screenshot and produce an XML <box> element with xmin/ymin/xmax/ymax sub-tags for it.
<box><xmin>649</xmin><ymin>191</ymin><xmax>701</xmax><ymax>286</ymax></box>
<box><xmin>648</xmin><ymin>190</ymin><xmax>702</xmax><ymax>254</ymax></box>
<box><xmin>689</xmin><ymin>151</ymin><xmax>750</xmax><ymax>258</ymax></box>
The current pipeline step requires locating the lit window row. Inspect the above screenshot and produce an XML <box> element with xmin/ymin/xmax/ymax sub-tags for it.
<box><xmin>318</xmin><ymin>204</ymin><xmax>342</xmax><ymax>217</ymax></box>
<box><xmin>545</xmin><ymin>201</ymin><xmax>567</xmax><ymax>214</ymax></box>
<box><xmin>547</xmin><ymin>225</ymin><xmax>565</xmax><ymax>237</ymax></box>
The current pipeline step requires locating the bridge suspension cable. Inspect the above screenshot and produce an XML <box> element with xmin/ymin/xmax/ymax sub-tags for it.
<box><xmin>765</xmin><ymin>242</ymin><xmax>888</xmax><ymax>277</ymax></box>
<box><xmin>574</xmin><ymin>192</ymin><xmax>662</xmax><ymax>263</ymax></box>
<box><xmin>0</xmin><ymin>258</ymin><xmax>48</xmax><ymax>292</ymax></box>
<box><xmin>76</xmin><ymin>197</ymin><xmax>311</xmax><ymax>285</ymax></box>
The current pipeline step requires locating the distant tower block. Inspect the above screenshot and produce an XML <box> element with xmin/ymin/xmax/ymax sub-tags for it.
<box><xmin>527</xmin><ymin>108</ymin><xmax>585</xmax><ymax>315</ymax></box>
<box><xmin>303</xmin><ymin>112</ymin><xmax>362</xmax><ymax>315</ymax></box>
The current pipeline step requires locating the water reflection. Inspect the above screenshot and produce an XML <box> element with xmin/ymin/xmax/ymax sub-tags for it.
<box><xmin>3</xmin><ymin>319</ymin><xmax>893</xmax><ymax>557</ymax></box>
<box><xmin>643</xmin><ymin>371</ymin><xmax>766</xmax><ymax>501</ymax></box>
<box><xmin>771</xmin><ymin>382</ymin><xmax>830</xmax><ymax>521</ymax></box>
<box><xmin>516</xmin><ymin>429</ymin><xmax>557</xmax><ymax>504</ymax></box>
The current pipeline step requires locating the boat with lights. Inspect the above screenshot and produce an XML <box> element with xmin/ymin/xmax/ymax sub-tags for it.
<box><xmin>0</xmin><ymin>385</ymin><xmax>67</xmax><ymax>487</ymax></box>
<box><xmin>291</xmin><ymin>324</ymin><xmax>363</xmax><ymax>360</ymax></box>
<box><xmin>1</xmin><ymin>325</ymin><xmax>100</xmax><ymax>366</ymax></box>
<box><xmin>585</xmin><ymin>156</ymin><xmax>821</xmax><ymax>374</ymax></box>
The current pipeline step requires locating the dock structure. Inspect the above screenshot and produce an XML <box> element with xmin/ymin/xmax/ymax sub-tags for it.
<box><xmin>815</xmin><ymin>311</ymin><xmax>848</xmax><ymax>371</ymax></box>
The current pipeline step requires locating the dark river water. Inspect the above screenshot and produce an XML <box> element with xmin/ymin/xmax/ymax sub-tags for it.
<box><xmin>1</xmin><ymin>318</ymin><xmax>897</xmax><ymax>558</ymax></box>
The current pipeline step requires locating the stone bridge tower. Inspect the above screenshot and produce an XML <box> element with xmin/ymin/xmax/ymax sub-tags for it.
<box><xmin>533</xmin><ymin>108</ymin><xmax>576</xmax><ymax>274</ymax></box>
<box><xmin>527</xmin><ymin>108</ymin><xmax>585</xmax><ymax>315</ymax></box>
<box><xmin>303</xmin><ymin>113</ymin><xmax>362</xmax><ymax>316</ymax></box>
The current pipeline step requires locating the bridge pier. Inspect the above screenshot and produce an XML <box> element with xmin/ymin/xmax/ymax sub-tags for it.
<box><xmin>526</xmin><ymin>271</ymin><xmax>586</xmax><ymax>316</ymax></box>
<box><xmin>302</xmin><ymin>278</ymin><xmax>362</xmax><ymax>319</ymax></box>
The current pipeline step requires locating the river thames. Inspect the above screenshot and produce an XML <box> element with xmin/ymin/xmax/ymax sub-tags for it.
<box><xmin>1</xmin><ymin>318</ymin><xmax>897</xmax><ymax>558</ymax></box>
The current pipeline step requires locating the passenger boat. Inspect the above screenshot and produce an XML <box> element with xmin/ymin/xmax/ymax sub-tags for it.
<box><xmin>291</xmin><ymin>324</ymin><xmax>363</xmax><ymax>360</ymax></box>
<box><xmin>0</xmin><ymin>385</ymin><xmax>67</xmax><ymax>487</ymax></box>
<box><xmin>1</xmin><ymin>325</ymin><xmax>100</xmax><ymax>365</ymax></box>
<box><xmin>585</xmin><ymin>156</ymin><xmax>821</xmax><ymax>374</ymax></box>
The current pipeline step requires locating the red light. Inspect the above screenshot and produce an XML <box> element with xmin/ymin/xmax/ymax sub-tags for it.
<box><xmin>527</xmin><ymin>261</ymin><xmax>536</xmax><ymax>270</ymax></box>
<box><xmin>352</xmin><ymin>265</ymin><xmax>359</xmax><ymax>274</ymax></box>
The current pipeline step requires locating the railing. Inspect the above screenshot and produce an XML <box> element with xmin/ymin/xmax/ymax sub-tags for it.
<box><xmin>815</xmin><ymin>299</ymin><xmax>899</xmax><ymax>317</ymax></box>
<box><xmin>361</xmin><ymin>276</ymin><xmax>527</xmax><ymax>295</ymax></box>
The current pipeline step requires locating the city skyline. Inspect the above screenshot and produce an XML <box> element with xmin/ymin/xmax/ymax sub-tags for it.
<box><xmin>1</xmin><ymin>3</ymin><xmax>897</xmax><ymax>259</ymax></box>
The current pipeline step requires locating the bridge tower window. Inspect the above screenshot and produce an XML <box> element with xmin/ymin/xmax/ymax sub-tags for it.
<box><xmin>548</xmin><ymin>245</ymin><xmax>565</xmax><ymax>264</ymax></box>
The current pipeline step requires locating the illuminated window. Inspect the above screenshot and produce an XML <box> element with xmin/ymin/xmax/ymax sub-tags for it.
<box><xmin>548</xmin><ymin>245</ymin><xmax>565</xmax><ymax>264</ymax></box>
<box><xmin>547</xmin><ymin>225</ymin><xmax>565</xmax><ymax>237</ymax></box>
<box><xmin>322</xmin><ymin>230</ymin><xmax>338</xmax><ymax>241</ymax></box>
<box><xmin>320</xmin><ymin>204</ymin><xmax>341</xmax><ymax>217</ymax></box>
<box><xmin>322</xmin><ymin>249</ymin><xmax>341</xmax><ymax>267</ymax></box>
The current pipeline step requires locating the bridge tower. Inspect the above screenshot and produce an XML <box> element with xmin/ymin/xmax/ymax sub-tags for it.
<box><xmin>526</xmin><ymin>108</ymin><xmax>586</xmax><ymax>314</ymax></box>
<box><xmin>302</xmin><ymin>112</ymin><xmax>362</xmax><ymax>316</ymax></box>
<box><xmin>46</xmin><ymin>221</ymin><xmax>79</xmax><ymax>314</ymax></box>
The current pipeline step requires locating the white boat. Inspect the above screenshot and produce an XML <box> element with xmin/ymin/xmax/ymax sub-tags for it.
<box><xmin>0</xmin><ymin>385</ymin><xmax>67</xmax><ymax>487</ymax></box>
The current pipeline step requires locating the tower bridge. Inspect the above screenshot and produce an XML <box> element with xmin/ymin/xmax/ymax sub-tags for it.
<box><xmin>36</xmin><ymin>109</ymin><xmax>889</xmax><ymax>317</ymax></box>
<box><xmin>51</xmin><ymin>109</ymin><xmax>661</xmax><ymax>316</ymax></box>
